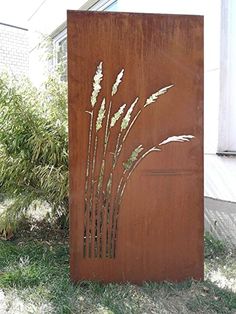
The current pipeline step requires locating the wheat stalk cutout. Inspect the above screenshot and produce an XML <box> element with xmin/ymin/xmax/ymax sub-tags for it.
<box><xmin>83</xmin><ymin>62</ymin><xmax>195</xmax><ymax>258</ymax></box>
<box><xmin>84</xmin><ymin>62</ymin><xmax>103</xmax><ymax>257</ymax></box>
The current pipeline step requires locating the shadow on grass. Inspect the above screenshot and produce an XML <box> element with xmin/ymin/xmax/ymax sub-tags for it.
<box><xmin>0</xmin><ymin>233</ymin><xmax>236</xmax><ymax>313</ymax></box>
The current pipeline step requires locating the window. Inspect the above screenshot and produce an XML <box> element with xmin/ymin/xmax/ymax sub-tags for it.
<box><xmin>91</xmin><ymin>0</ymin><xmax>117</xmax><ymax>11</ymax></box>
<box><xmin>81</xmin><ymin>0</ymin><xmax>118</xmax><ymax>11</ymax></box>
<box><xmin>218</xmin><ymin>0</ymin><xmax>236</xmax><ymax>154</ymax></box>
<box><xmin>53</xmin><ymin>28</ymin><xmax>67</xmax><ymax>81</ymax></box>
<box><xmin>51</xmin><ymin>1</ymin><xmax>118</xmax><ymax>81</ymax></box>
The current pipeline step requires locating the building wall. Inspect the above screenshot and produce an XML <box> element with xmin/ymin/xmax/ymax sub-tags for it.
<box><xmin>0</xmin><ymin>23</ymin><xmax>29</xmax><ymax>77</ymax></box>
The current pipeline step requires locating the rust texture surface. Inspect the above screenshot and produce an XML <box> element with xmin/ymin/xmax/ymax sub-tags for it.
<box><xmin>68</xmin><ymin>11</ymin><xmax>204</xmax><ymax>283</ymax></box>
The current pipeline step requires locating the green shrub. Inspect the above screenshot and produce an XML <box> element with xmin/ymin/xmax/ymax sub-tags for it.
<box><xmin>0</xmin><ymin>73</ymin><xmax>68</xmax><ymax>230</ymax></box>
<box><xmin>204</xmin><ymin>231</ymin><xmax>227</xmax><ymax>259</ymax></box>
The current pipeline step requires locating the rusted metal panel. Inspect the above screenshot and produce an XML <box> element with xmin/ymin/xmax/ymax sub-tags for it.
<box><xmin>68</xmin><ymin>11</ymin><xmax>204</xmax><ymax>283</ymax></box>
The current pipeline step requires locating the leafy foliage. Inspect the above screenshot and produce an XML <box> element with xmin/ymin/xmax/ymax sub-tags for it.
<box><xmin>0</xmin><ymin>73</ymin><xmax>68</xmax><ymax>230</ymax></box>
<box><xmin>204</xmin><ymin>231</ymin><xmax>227</xmax><ymax>259</ymax></box>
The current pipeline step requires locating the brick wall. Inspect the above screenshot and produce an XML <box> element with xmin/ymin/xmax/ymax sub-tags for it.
<box><xmin>0</xmin><ymin>23</ymin><xmax>29</xmax><ymax>77</ymax></box>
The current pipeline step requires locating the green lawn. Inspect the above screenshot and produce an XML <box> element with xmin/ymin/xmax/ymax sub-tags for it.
<box><xmin>0</xmin><ymin>222</ymin><xmax>236</xmax><ymax>314</ymax></box>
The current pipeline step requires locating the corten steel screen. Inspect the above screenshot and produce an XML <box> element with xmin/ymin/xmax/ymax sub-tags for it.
<box><xmin>68</xmin><ymin>11</ymin><xmax>203</xmax><ymax>283</ymax></box>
